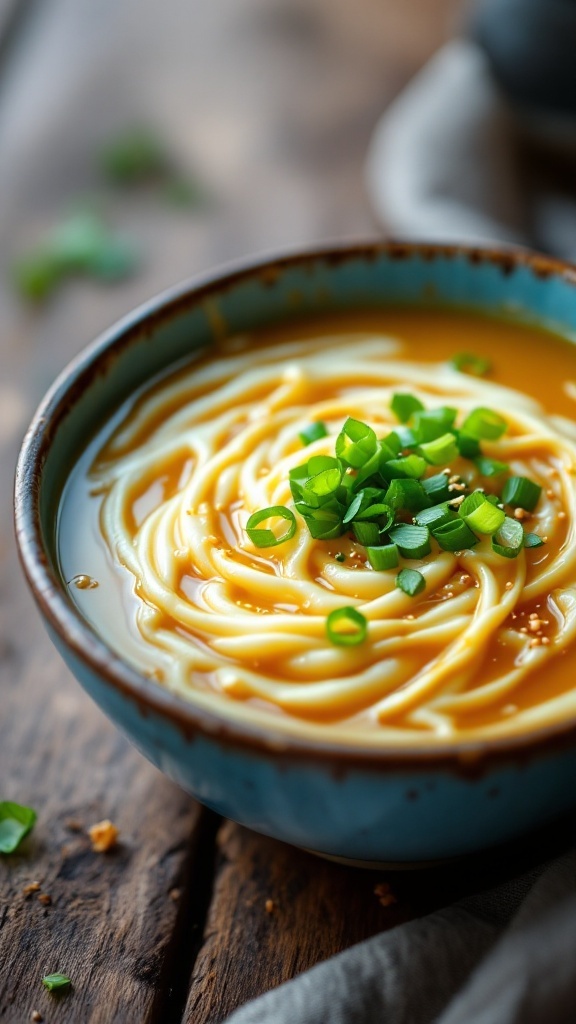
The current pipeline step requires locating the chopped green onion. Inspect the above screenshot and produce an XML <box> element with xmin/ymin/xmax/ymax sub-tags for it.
<box><xmin>412</xmin><ymin>407</ymin><xmax>457</xmax><ymax>443</ymax></box>
<box><xmin>355</xmin><ymin>505</ymin><xmax>394</xmax><ymax>528</ymax></box>
<box><xmin>299</xmin><ymin>421</ymin><xmax>328</xmax><ymax>446</ymax></box>
<box><xmin>342</xmin><ymin>489</ymin><xmax>383</xmax><ymax>524</ymax></box>
<box><xmin>246</xmin><ymin>506</ymin><xmax>297</xmax><ymax>547</ymax></box>
<box><xmin>450</xmin><ymin>353</ymin><xmax>492</xmax><ymax>376</ymax></box>
<box><xmin>524</xmin><ymin>533</ymin><xmax>545</xmax><ymax>549</ymax></box>
<box><xmin>460</xmin><ymin>491</ymin><xmax>506</xmax><ymax>535</ymax></box>
<box><xmin>396</xmin><ymin>568</ymin><xmax>426</xmax><ymax>597</ymax></box>
<box><xmin>388</xmin><ymin>524</ymin><xmax>431</xmax><ymax>559</ymax></box>
<box><xmin>433</xmin><ymin>519</ymin><xmax>479</xmax><ymax>551</ymax></box>
<box><xmin>384</xmin><ymin>479</ymin><xmax>431</xmax><ymax>514</ymax></box>
<box><xmin>335</xmin><ymin>418</ymin><xmax>377</xmax><ymax>468</ymax></box>
<box><xmin>475</xmin><ymin>457</ymin><xmax>509</xmax><ymax>477</ymax></box>
<box><xmin>380</xmin><ymin>432</ymin><xmax>402</xmax><ymax>456</ymax></box>
<box><xmin>418</xmin><ymin>432</ymin><xmax>459</xmax><ymax>466</ymax></box>
<box><xmin>460</xmin><ymin>407</ymin><xmax>506</xmax><ymax>441</ymax></box>
<box><xmin>326</xmin><ymin>607</ymin><xmax>368</xmax><ymax>646</ymax></box>
<box><xmin>307</xmin><ymin>518</ymin><xmax>344</xmax><ymax>540</ymax></box>
<box><xmin>42</xmin><ymin>974</ymin><xmax>71</xmax><ymax>992</ymax></box>
<box><xmin>366</xmin><ymin>544</ymin><xmax>399</xmax><ymax>570</ymax></box>
<box><xmin>492</xmin><ymin>516</ymin><xmax>524</xmax><ymax>558</ymax></box>
<box><xmin>353</xmin><ymin>521</ymin><xmax>380</xmax><ymax>546</ymax></box>
<box><xmin>335</xmin><ymin>552</ymin><xmax>346</xmax><ymax>562</ymax></box>
<box><xmin>456</xmin><ymin>432</ymin><xmax>482</xmax><ymax>459</ymax></box>
<box><xmin>422</xmin><ymin>473</ymin><xmax>451</xmax><ymax>504</ymax></box>
<box><xmin>389</xmin><ymin>426</ymin><xmax>419</xmax><ymax>450</ymax></box>
<box><xmin>390</xmin><ymin>393</ymin><xmax>424</xmax><ymax>423</ymax></box>
<box><xmin>501</xmin><ymin>476</ymin><xmax>542</xmax><ymax>512</ymax></box>
<box><xmin>353</xmin><ymin>449</ymin><xmax>385</xmax><ymax>491</ymax></box>
<box><xmin>385</xmin><ymin>455</ymin><xmax>427</xmax><ymax>479</ymax></box>
<box><xmin>414</xmin><ymin>503</ymin><xmax>455</xmax><ymax>529</ymax></box>
<box><xmin>486</xmin><ymin>494</ymin><xmax>501</xmax><ymax>506</ymax></box>
<box><xmin>0</xmin><ymin>801</ymin><xmax>36</xmax><ymax>854</ymax></box>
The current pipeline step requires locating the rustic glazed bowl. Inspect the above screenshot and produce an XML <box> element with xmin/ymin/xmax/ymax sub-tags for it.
<box><xmin>15</xmin><ymin>242</ymin><xmax>576</xmax><ymax>865</ymax></box>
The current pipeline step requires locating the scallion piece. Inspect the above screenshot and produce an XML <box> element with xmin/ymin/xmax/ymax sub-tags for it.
<box><xmin>450</xmin><ymin>353</ymin><xmax>492</xmax><ymax>376</ymax></box>
<box><xmin>433</xmin><ymin>519</ymin><xmax>479</xmax><ymax>551</ymax></box>
<box><xmin>335</xmin><ymin>552</ymin><xmax>346</xmax><ymax>562</ymax></box>
<box><xmin>384</xmin><ymin>479</ymin><xmax>431</xmax><ymax>514</ymax></box>
<box><xmin>385</xmin><ymin>454</ymin><xmax>427</xmax><ymax>479</ymax></box>
<box><xmin>396</xmin><ymin>568</ymin><xmax>426</xmax><ymax>597</ymax></box>
<box><xmin>412</xmin><ymin>407</ymin><xmax>457</xmax><ymax>443</ymax></box>
<box><xmin>353</xmin><ymin>521</ymin><xmax>380</xmax><ymax>546</ymax></box>
<box><xmin>246</xmin><ymin>506</ymin><xmax>297</xmax><ymax>547</ymax></box>
<box><xmin>299</xmin><ymin>421</ymin><xmax>328</xmax><ymax>446</ymax></box>
<box><xmin>460</xmin><ymin>407</ymin><xmax>506</xmax><ymax>441</ymax></box>
<box><xmin>418</xmin><ymin>432</ymin><xmax>459</xmax><ymax>466</ymax></box>
<box><xmin>390</xmin><ymin>393</ymin><xmax>425</xmax><ymax>423</ymax></box>
<box><xmin>355</xmin><ymin>505</ymin><xmax>395</xmax><ymax>529</ymax></box>
<box><xmin>307</xmin><ymin>518</ymin><xmax>344</xmax><ymax>540</ymax></box>
<box><xmin>388</xmin><ymin>524</ymin><xmax>431</xmax><ymax>559</ymax></box>
<box><xmin>0</xmin><ymin>801</ymin><xmax>36</xmax><ymax>854</ymax></box>
<box><xmin>492</xmin><ymin>516</ymin><xmax>524</xmax><ymax>558</ymax></box>
<box><xmin>305</xmin><ymin>455</ymin><xmax>343</xmax><ymax>497</ymax></box>
<box><xmin>42</xmin><ymin>974</ymin><xmax>71</xmax><ymax>992</ymax></box>
<box><xmin>524</xmin><ymin>532</ymin><xmax>545</xmax><ymax>549</ymax></box>
<box><xmin>422</xmin><ymin>473</ymin><xmax>451</xmax><ymax>504</ymax></box>
<box><xmin>501</xmin><ymin>475</ymin><xmax>542</xmax><ymax>512</ymax></box>
<box><xmin>335</xmin><ymin>418</ymin><xmax>377</xmax><ymax>468</ymax></box>
<box><xmin>366</xmin><ymin>544</ymin><xmax>399</xmax><ymax>570</ymax></box>
<box><xmin>389</xmin><ymin>426</ymin><xmax>419</xmax><ymax>449</ymax></box>
<box><xmin>414</xmin><ymin>503</ymin><xmax>455</xmax><ymax>529</ymax></box>
<box><xmin>460</xmin><ymin>491</ymin><xmax>506</xmax><ymax>535</ymax></box>
<box><xmin>326</xmin><ymin>607</ymin><xmax>368</xmax><ymax>646</ymax></box>
<box><xmin>475</xmin><ymin>457</ymin><xmax>508</xmax><ymax>477</ymax></box>
<box><xmin>456</xmin><ymin>432</ymin><xmax>482</xmax><ymax>459</ymax></box>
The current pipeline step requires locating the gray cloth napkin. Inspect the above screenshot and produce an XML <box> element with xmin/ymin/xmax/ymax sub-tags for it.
<box><xmin>366</xmin><ymin>39</ymin><xmax>576</xmax><ymax>260</ymax></box>
<box><xmin>226</xmin><ymin>852</ymin><xmax>576</xmax><ymax>1024</ymax></box>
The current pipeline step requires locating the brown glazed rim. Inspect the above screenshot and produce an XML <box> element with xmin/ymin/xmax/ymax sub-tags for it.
<box><xmin>14</xmin><ymin>239</ymin><xmax>576</xmax><ymax>774</ymax></box>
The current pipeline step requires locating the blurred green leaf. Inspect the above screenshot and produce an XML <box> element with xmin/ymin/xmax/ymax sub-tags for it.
<box><xmin>0</xmin><ymin>801</ymin><xmax>36</xmax><ymax>853</ymax></box>
<box><xmin>100</xmin><ymin>126</ymin><xmax>169</xmax><ymax>183</ymax></box>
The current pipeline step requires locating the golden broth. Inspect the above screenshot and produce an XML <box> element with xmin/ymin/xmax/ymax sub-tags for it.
<box><xmin>58</xmin><ymin>309</ymin><xmax>576</xmax><ymax>745</ymax></box>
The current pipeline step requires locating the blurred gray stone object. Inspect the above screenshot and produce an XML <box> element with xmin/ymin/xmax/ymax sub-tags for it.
<box><xmin>366</xmin><ymin>0</ymin><xmax>576</xmax><ymax>258</ymax></box>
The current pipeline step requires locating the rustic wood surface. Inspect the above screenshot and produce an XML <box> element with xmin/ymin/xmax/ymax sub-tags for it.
<box><xmin>0</xmin><ymin>0</ymin><xmax>513</xmax><ymax>1021</ymax></box>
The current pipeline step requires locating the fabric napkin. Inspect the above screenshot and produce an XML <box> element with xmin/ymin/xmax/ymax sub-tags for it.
<box><xmin>366</xmin><ymin>38</ymin><xmax>576</xmax><ymax>260</ymax></box>
<box><xmin>226</xmin><ymin>851</ymin><xmax>576</xmax><ymax>1024</ymax></box>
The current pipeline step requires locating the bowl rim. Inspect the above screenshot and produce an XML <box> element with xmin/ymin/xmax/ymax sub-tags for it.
<box><xmin>14</xmin><ymin>238</ymin><xmax>576</xmax><ymax>772</ymax></box>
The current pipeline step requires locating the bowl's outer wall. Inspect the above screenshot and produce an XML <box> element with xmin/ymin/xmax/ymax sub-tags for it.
<box><xmin>32</xmin><ymin>246</ymin><xmax>576</xmax><ymax>861</ymax></box>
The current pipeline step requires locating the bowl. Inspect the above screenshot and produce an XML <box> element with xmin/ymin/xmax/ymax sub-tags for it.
<box><xmin>15</xmin><ymin>241</ymin><xmax>576</xmax><ymax>865</ymax></box>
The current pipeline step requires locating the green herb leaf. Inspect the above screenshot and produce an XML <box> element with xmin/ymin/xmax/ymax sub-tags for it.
<box><xmin>388</xmin><ymin>524</ymin><xmax>431</xmax><ymax>559</ymax></box>
<box><xmin>432</xmin><ymin>518</ymin><xmax>479</xmax><ymax>551</ymax></box>
<box><xmin>460</xmin><ymin>407</ymin><xmax>507</xmax><ymax>441</ymax></box>
<box><xmin>501</xmin><ymin>476</ymin><xmax>542</xmax><ymax>512</ymax></box>
<box><xmin>42</xmin><ymin>974</ymin><xmax>71</xmax><ymax>992</ymax></box>
<box><xmin>335</xmin><ymin>418</ymin><xmax>377</xmax><ymax>468</ymax></box>
<box><xmin>366</xmin><ymin>544</ymin><xmax>399</xmax><ymax>570</ymax></box>
<box><xmin>390</xmin><ymin>393</ymin><xmax>425</xmax><ymax>423</ymax></box>
<box><xmin>299</xmin><ymin>422</ymin><xmax>328</xmax><ymax>446</ymax></box>
<box><xmin>0</xmin><ymin>802</ymin><xmax>36</xmax><ymax>854</ymax></box>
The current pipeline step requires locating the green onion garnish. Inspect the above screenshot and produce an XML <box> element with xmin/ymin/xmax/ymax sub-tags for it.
<box><xmin>306</xmin><ymin>455</ymin><xmax>342</xmax><ymax>497</ymax></box>
<box><xmin>475</xmin><ymin>457</ymin><xmax>508</xmax><ymax>477</ymax></box>
<box><xmin>501</xmin><ymin>476</ymin><xmax>542</xmax><ymax>512</ymax></box>
<box><xmin>366</xmin><ymin>544</ymin><xmax>399</xmax><ymax>570</ymax></box>
<box><xmin>335</xmin><ymin>552</ymin><xmax>346</xmax><ymax>562</ymax></box>
<box><xmin>384</xmin><ymin>479</ymin><xmax>431</xmax><ymax>514</ymax></box>
<box><xmin>335</xmin><ymin>417</ymin><xmax>377</xmax><ymax>468</ymax></box>
<box><xmin>422</xmin><ymin>473</ymin><xmax>451</xmax><ymax>504</ymax></box>
<box><xmin>460</xmin><ymin>407</ymin><xmax>506</xmax><ymax>441</ymax></box>
<box><xmin>412</xmin><ymin>407</ymin><xmax>457</xmax><ymax>443</ymax></box>
<box><xmin>326</xmin><ymin>607</ymin><xmax>368</xmax><ymax>646</ymax></box>
<box><xmin>414</xmin><ymin>503</ymin><xmax>455</xmax><ymax>530</ymax></box>
<box><xmin>396</xmin><ymin>568</ymin><xmax>426</xmax><ymax>597</ymax></box>
<box><xmin>388</xmin><ymin>524</ymin><xmax>431</xmax><ymax>559</ymax></box>
<box><xmin>353</xmin><ymin>521</ymin><xmax>380</xmax><ymax>547</ymax></box>
<box><xmin>456</xmin><ymin>432</ymin><xmax>482</xmax><ymax>459</ymax></box>
<box><xmin>391</xmin><ymin>393</ymin><xmax>424</xmax><ymax>423</ymax></box>
<box><xmin>432</xmin><ymin>519</ymin><xmax>479</xmax><ymax>551</ymax></box>
<box><xmin>299</xmin><ymin>421</ymin><xmax>328</xmax><ymax>446</ymax></box>
<box><xmin>450</xmin><ymin>353</ymin><xmax>492</xmax><ymax>376</ymax></box>
<box><xmin>524</xmin><ymin>533</ymin><xmax>545</xmax><ymax>549</ymax></box>
<box><xmin>246</xmin><ymin>506</ymin><xmax>297</xmax><ymax>547</ymax></box>
<box><xmin>42</xmin><ymin>974</ymin><xmax>71</xmax><ymax>992</ymax></box>
<box><xmin>459</xmin><ymin>490</ymin><xmax>506</xmax><ymax>535</ymax></box>
<box><xmin>492</xmin><ymin>516</ymin><xmax>525</xmax><ymax>558</ymax></box>
<box><xmin>0</xmin><ymin>801</ymin><xmax>36</xmax><ymax>854</ymax></box>
<box><xmin>385</xmin><ymin>454</ymin><xmax>427</xmax><ymax>479</ymax></box>
<box><xmin>418</xmin><ymin>432</ymin><xmax>459</xmax><ymax>466</ymax></box>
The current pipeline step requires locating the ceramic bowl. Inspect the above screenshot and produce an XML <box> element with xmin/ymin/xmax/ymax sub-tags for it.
<box><xmin>15</xmin><ymin>242</ymin><xmax>576</xmax><ymax>865</ymax></box>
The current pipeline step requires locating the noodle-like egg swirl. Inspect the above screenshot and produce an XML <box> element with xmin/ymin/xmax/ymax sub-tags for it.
<box><xmin>89</xmin><ymin>332</ymin><xmax>576</xmax><ymax>743</ymax></box>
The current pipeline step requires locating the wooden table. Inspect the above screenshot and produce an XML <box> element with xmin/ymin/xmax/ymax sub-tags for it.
<box><xmin>6</xmin><ymin>1</ymin><xmax>565</xmax><ymax>1020</ymax></box>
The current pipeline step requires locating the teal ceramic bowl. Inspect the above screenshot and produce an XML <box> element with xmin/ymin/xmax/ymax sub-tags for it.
<box><xmin>15</xmin><ymin>242</ymin><xmax>576</xmax><ymax>865</ymax></box>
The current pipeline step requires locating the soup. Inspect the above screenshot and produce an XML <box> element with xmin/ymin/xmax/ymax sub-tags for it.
<box><xmin>58</xmin><ymin>309</ymin><xmax>576</xmax><ymax>745</ymax></box>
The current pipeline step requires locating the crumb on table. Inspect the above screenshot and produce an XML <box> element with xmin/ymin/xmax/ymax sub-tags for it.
<box><xmin>88</xmin><ymin>819</ymin><xmax>119</xmax><ymax>852</ymax></box>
